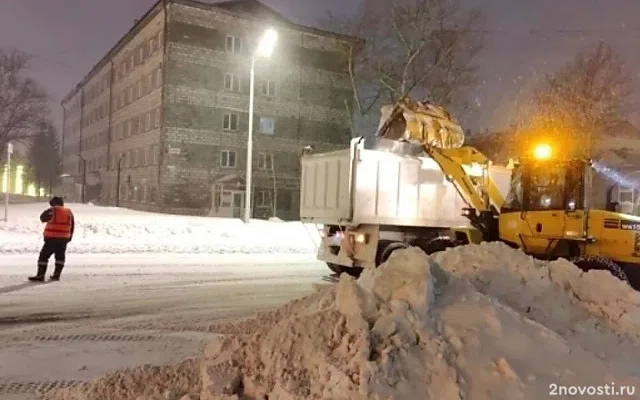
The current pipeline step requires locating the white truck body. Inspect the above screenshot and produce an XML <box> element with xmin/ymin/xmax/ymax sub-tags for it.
<box><xmin>300</xmin><ymin>137</ymin><xmax>512</xmax><ymax>227</ymax></box>
<box><xmin>300</xmin><ymin>137</ymin><xmax>513</xmax><ymax>270</ymax></box>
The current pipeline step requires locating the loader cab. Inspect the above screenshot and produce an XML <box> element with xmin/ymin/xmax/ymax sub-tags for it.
<box><xmin>499</xmin><ymin>154</ymin><xmax>591</xmax><ymax>257</ymax></box>
<box><xmin>501</xmin><ymin>157</ymin><xmax>589</xmax><ymax>214</ymax></box>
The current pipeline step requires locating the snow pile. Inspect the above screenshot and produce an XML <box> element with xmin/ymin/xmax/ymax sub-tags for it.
<box><xmin>0</xmin><ymin>203</ymin><xmax>320</xmax><ymax>255</ymax></box>
<box><xmin>431</xmin><ymin>242</ymin><xmax>640</xmax><ymax>346</ymax></box>
<box><xmin>47</xmin><ymin>359</ymin><xmax>201</xmax><ymax>400</ymax></box>
<box><xmin>46</xmin><ymin>245</ymin><xmax>640</xmax><ymax>400</ymax></box>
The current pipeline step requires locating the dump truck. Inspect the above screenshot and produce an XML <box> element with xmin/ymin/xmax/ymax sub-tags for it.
<box><xmin>300</xmin><ymin>97</ymin><xmax>640</xmax><ymax>289</ymax></box>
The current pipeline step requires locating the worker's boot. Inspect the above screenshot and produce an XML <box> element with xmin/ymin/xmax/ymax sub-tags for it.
<box><xmin>28</xmin><ymin>262</ymin><xmax>47</xmax><ymax>282</ymax></box>
<box><xmin>50</xmin><ymin>261</ymin><xmax>64</xmax><ymax>281</ymax></box>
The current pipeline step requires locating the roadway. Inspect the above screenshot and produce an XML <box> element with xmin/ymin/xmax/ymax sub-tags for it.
<box><xmin>0</xmin><ymin>253</ymin><xmax>331</xmax><ymax>399</ymax></box>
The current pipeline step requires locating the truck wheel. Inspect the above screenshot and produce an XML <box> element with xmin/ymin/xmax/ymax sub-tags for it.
<box><xmin>326</xmin><ymin>263</ymin><xmax>363</xmax><ymax>278</ymax></box>
<box><xmin>418</xmin><ymin>236</ymin><xmax>461</xmax><ymax>255</ymax></box>
<box><xmin>379</xmin><ymin>241</ymin><xmax>409</xmax><ymax>266</ymax></box>
<box><xmin>571</xmin><ymin>256</ymin><xmax>629</xmax><ymax>283</ymax></box>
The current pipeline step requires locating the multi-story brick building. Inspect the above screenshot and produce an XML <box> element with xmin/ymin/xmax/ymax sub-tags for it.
<box><xmin>61</xmin><ymin>0</ymin><xmax>358</xmax><ymax>220</ymax></box>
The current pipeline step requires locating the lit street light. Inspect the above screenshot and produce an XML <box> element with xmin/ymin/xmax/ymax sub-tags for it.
<box><xmin>244</xmin><ymin>27</ymin><xmax>278</xmax><ymax>224</ymax></box>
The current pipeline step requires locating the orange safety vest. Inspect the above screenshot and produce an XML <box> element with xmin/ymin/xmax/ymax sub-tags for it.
<box><xmin>44</xmin><ymin>206</ymin><xmax>73</xmax><ymax>239</ymax></box>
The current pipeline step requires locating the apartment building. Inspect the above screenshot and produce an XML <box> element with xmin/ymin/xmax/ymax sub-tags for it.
<box><xmin>61</xmin><ymin>0</ymin><xmax>358</xmax><ymax>220</ymax></box>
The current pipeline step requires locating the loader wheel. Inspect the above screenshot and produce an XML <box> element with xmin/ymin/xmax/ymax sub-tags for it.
<box><xmin>571</xmin><ymin>256</ymin><xmax>629</xmax><ymax>283</ymax></box>
<box><xmin>326</xmin><ymin>263</ymin><xmax>362</xmax><ymax>278</ymax></box>
<box><xmin>379</xmin><ymin>241</ymin><xmax>410</xmax><ymax>266</ymax></box>
<box><xmin>418</xmin><ymin>237</ymin><xmax>461</xmax><ymax>255</ymax></box>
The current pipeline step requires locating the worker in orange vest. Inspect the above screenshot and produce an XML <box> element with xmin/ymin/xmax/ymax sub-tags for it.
<box><xmin>28</xmin><ymin>196</ymin><xmax>75</xmax><ymax>282</ymax></box>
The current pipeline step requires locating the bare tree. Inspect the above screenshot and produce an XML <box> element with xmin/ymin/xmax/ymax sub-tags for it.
<box><xmin>27</xmin><ymin>120</ymin><xmax>62</xmax><ymax>194</ymax></box>
<box><xmin>0</xmin><ymin>49</ymin><xmax>49</xmax><ymax>153</ymax></box>
<box><xmin>522</xmin><ymin>41</ymin><xmax>632</xmax><ymax>156</ymax></box>
<box><xmin>325</xmin><ymin>0</ymin><xmax>484</xmax><ymax>121</ymax></box>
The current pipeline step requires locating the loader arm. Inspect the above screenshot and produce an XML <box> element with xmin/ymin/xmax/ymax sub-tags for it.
<box><xmin>424</xmin><ymin>145</ymin><xmax>504</xmax><ymax>213</ymax></box>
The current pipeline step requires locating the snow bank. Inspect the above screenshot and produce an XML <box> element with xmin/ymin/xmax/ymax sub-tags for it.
<box><xmin>0</xmin><ymin>203</ymin><xmax>320</xmax><ymax>255</ymax></box>
<box><xmin>46</xmin><ymin>245</ymin><xmax>640</xmax><ymax>400</ymax></box>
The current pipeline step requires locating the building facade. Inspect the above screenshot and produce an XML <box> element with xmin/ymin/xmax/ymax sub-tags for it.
<box><xmin>61</xmin><ymin>0</ymin><xmax>357</xmax><ymax>220</ymax></box>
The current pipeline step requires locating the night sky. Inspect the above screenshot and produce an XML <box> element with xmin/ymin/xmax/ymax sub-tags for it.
<box><xmin>2</xmin><ymin>0</ymin><xmax>640</xmax><ymax>134</ymax></box>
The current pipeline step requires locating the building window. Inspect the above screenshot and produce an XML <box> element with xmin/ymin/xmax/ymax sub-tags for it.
<box><xmin>256</xmin><ymin>190</ymin><xmax>270</xmax><ymax>207</ymax></box>
<box><xmin>153</xmin><ymin>108</ymin><xmax>161</xmax><ymax>129</ymax></box>
<box><xmin>150</xmin><ymin>109</ymin><xmax>157</xmax><ymax>128</ymax></box>
<box><xmin>142</xmin><ymin>75</ymin><xmax>149</xmax><ymax>94</ymax></box>
<box><xmin>123</xmin><ymin>120</ymin><xmax>130</xmax><ymax>138</ymax></box>
<box><xmin>225</xmin><ymin>35</ymin><xmax>242</xmax><ymax>53</ymax></box>
<box><xmin>139</xmin><ymin>148</ymin><xmax>147</xmax><ymax>166</ymax></box>
<box><xmin>220</xmin><ymin>150</ymin><xmax>237</xmax><ymax>168</ymax></box>
<box><xmin>223</xmin><ymin>113</ymin><xmax>239</xmax><ymax>131</ymax></box>
<box><xmin>148</xmin><ymin>146</ymin><xmax>155</xmax><ymax>165</ymax></box>
<box><xmin>258</xmin><ymin>152</ymin><xmax>273</xmax><ymax>170</ymax></box>
<box><xmin>145</xmin><ymin>112</ymin><xmax>152</xmax><ymax>131</ymax></box>
<box><xmin>261</xmin><ymin>79</ymin><xmax>276</xmax><ymax>96</ymax></box>
<box><xmin>224</xmin><ymin>73</ymin><xmax>240</xmax><ymax>92</ymax></box>
<box><xmin>131</xmin><ymin>116</ymin><xmax>139</xmax><ymax>135</ymax></box>
<box><xmin>259</xmin><ymin>117</ymin><xmax>275</xmax><ymax>134</ymax></box>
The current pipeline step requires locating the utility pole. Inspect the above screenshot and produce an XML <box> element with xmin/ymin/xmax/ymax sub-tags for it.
<box><xmin>4</xmin><ymin>142</ymin><xmax>13</xmax><ymax>221</ymax></box>
<box><xmin>78</xmin><ymin>155</ymin><xmax>87</xmax><ymax>204</ymax></box>
<box><xmin>116</xmin><ymin>155</ymin><xmax>124</xmax><ymax>207</ymax></box>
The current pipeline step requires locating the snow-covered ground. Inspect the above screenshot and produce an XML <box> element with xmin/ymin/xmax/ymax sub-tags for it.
<box><xmin>0</xmin><ymin>256</ymin><xmax>328</xmax><ymax>400</ymax></box>
<box><xmin>0</xmin><ymin>203</ymin><xmax>321</xmax><ymax>255</ymax></box>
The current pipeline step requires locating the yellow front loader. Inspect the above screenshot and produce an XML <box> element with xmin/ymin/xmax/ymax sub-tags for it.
<box><xmin>377</xmin><ymin>97</ymin><xmax>640</xmax><ymax>289</ymax></box>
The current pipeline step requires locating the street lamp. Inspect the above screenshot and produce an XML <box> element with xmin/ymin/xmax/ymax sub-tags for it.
<box><xmin>244</xmin><ymin>27</ymin><xmax>278</xmax><ymax>223</ymax></box>
<box><xmin>78</xmin><ymin>155</ymin><xmax>87</xmax><ymax>204</ymax></box>
<box><xmin>116</xmin><ymin>154</ymin><xmax>124</xmax><ymax>207</ymax></box>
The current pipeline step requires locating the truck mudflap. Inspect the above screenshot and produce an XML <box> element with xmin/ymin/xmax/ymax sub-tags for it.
<box><xmin>316</xmin><ymin>224</ymin><xmax>379</xmax><ymax>269</ymax></box>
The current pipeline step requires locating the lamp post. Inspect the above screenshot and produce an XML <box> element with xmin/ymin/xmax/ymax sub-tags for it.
<box><xmin>116</xmin><ymin>155</ymin><xmax>124</xmax><ymax>207</ymax></box>
<box><xmin>244</xmin><ymin>28</ymin><xmax>278</xmax><ymax>223</ymax></box>
<box><xmin>78</xmin><ymin>155</ymin><xmax>87</xmax><ymax>204</ymax></box>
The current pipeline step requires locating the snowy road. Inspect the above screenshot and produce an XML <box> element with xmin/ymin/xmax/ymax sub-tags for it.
<box><xmin>0</xmin><ymin>254</ymin><xmax>331</xmax><ymax>399</ymax></box>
